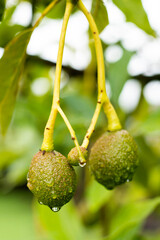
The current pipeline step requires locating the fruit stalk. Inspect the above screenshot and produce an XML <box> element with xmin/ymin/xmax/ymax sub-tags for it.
<box><xmin>57</xmin><ymin>106</ymin><xmax>86</xmax><ymax>165</ymax></box>
<box><xmin>77</xmin><ymin>0</ymin><xmax>122</xmax><ymax>148</ymax></box>
<box><xmin>41</xmin><ymin>0</ymin><xmax>74</xmax><ymax>151</ymax></box>
<box><xmin>33</xmin><ymin>0</ymin><xmax>60</xmax><ymax>29</ymax></box>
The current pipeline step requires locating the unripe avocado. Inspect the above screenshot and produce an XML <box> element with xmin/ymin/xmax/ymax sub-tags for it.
<box><xmin>68</xmin><ymin>146</ymin><xmax>88</xmax><ymax>166</ymax></box>
<box><xmin>89</xmin><ymin>130</ymin><xmax>138</xmax><ymax>190</ymax></box>
<box><xmin>27</xmin><ymin>150</ymin><xmax>77</xmax><ymax>211</ymax></box>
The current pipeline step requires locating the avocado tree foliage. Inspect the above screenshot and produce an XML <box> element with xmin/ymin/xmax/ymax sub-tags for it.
<box><xmin>0</xmin><ymin>0</ymin><xmax>160</xmax><ymax>240</ymax></box>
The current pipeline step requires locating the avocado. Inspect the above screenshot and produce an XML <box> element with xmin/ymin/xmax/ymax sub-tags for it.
<box><xmin>27</xmin><ymin>150</ymin><xmax>77</xmax><ymax>211</ymax></box>
<box><xmin>89</xmin><ymin>130</ymin><xmax>138</xmax><ymax>189</ymax></box>
<box><xmin>68</xmin><ymin>146</ymin><xmax>88</xmax><ymax>166</ymax></box>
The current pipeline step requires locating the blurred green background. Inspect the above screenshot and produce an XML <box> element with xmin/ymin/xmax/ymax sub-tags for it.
<box><xmin>0</xmin><ymin>0</ymin><xmax>160</xmax><ymax>239</ymax></box>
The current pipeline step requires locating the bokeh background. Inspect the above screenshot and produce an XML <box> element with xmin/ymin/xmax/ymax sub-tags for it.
<box><xmin>0</xmin><ymin>0</ymin><xmax>160</xmax><ymax>239</ymax></box>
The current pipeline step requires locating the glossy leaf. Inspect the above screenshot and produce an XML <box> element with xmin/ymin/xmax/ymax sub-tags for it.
<box><xmin>34</xmin><ymin>200</ymin><xmax>101</xmax><ymax>240</ymax></box>
<box><xmin>84</xmin><ymin>179</ymin><xmax>112</xmax><ymax>213</ymax></box>
<box><xmin>107</xmin><ymin>48</ymin><xmax>133</xmax><ymax>105</ymax></box>
<box><xmin>112</xmin><ymin>0</ymin><xmax>155</xmax><ymax>36</ymax></box>
<box><xmin>0</xmin><ymin>28</ymin><xmax>33</xmax><ymax>134</ymax></box>
<box><xmin>135</xmin><ymin>109</ymin><xmax>160</xmax><ymax>135</ymax></box>
<box><xmin>0</xmin><ymin>23</ymin><xmax>24</xmax><ymax>47</ymax></box>
<box><xmin>0</xmin><ymin>0</ymin><xmax>5</xmax><ymax>21</ymax></box>
<box><xmin>0</xmin><ymin>191</ymin><xmax>36</xmax><ymax>240</ymax></box>
<box><xmin>104</xmin><ymin>197</ymin><xmax>160</xmax><ymax>240</ymax></box>
<box><xmin>39</xmin><ymin>0</ymin><xmax>65</xmax><ymax>19</ymax></box>
<box><xmin>91</xmin><ymin>0</ymin><xmax>109</xmax><ymax>33</ymax></box>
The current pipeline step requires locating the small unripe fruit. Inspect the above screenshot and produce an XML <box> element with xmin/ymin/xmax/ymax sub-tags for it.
<box><xmin>89</xmin><ymin>130</ymin><xmax>138</xmax><ymax>190</ymax></box>
<box><xmin>68</xmin><ymin>146</ymin><xmax>88</xmax><ymax>166</ymax></box>
<box><xmin>27</xmin><ymin>150</ymin><xmax>77</xmax><ymax>211</ymax></box>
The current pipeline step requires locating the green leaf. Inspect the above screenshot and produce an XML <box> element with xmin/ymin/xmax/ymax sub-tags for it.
<box><xmin>135</xmin><ymin>109</ymin><xmax>160</xmax><ymax>135</ymax></box>
<box><xmin>0</xmin><ymin>0</ymin><xmax>5</xmax><ymax>21</ymax></box>
<box><xmin>34</xmin><ymin>200</ymin><xmax>101</xmax><ymax>240</ymax></box>
<box><xmin>84</xmin><ymin>179</ymin><xmax>112</xmax><ymax>213</ymax></box>
<box><xmin>39</xmin><ymin>0</ymin><xmax>65</xmax><ymax>19</ymax></box>
<box><xmin>0</xmin><ymin>28</ymin><xmax>33</xmax><ymax>134</ymax></box>
<box><xmin>0</xmin><ymin>23</ymin><xmax>24</xmax><ymax>47</ymax></box>
<box><xmin>112</xmin><ymin>0</ymin><xmax>155</xmax><ymax>36</ymax></box>
<box><xmin>104</xmin><ymin>197</ymin><xmax>160</xmax><ymax>240</ymax></box>
<box><xmin>0</xmin><ymin>191</ymin><xmax>36</xmax><ymax>240</ymax></box>
<box><xmin>107</xmin><ymin>47</ymin><xmax>133</xmax><ymax>105</ymax></box>
<box><xmin>40</xmin><ymin>0</ymin><xmax>78</xmax><ymax>19</ymax></box>
<box><xmin>91</xmin><ymin>0</ymin><xmax>109</xmax><ymax>33</ymax></box>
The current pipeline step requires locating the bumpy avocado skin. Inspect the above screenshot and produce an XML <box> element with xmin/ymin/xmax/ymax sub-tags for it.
<box><xmin>27</xmin><ymin>151</ymin><xmax>77</xmax><ymax>209</ymax></box>
<box><xmin>68</xmin><ymin>147</ymin><xmax>88</xmax><ymax>166</ymax></box>
<box><xmin>89</xmin><ymin>130</ymin><xmax>139</xmax><ymax>189</ymax></box>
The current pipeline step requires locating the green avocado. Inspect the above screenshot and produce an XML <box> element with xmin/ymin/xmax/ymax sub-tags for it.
<box><xmin>89</xmin><ymin>130</ymin><xmax>139</xmax><ymax>190</ymax></box>
<box><xmin>68</xmin><ymin>146</ymin><xmax>88</xmax><ymax>166</ymax></box>
<box><xmin>27</xmin><ymin>150</ymin><xmax>77</xmax><ymax>211</ymax></box>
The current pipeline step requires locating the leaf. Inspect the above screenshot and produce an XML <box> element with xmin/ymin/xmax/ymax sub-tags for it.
<box><xmin>107</xmin><ymin>47</ymin><xmax>133</xmax><ymax>105</ymax></box>
<box><xmin>112</xmin><ymin>0</ymin><xmax>155</xmax><ymax>36</ymax></box>
<box><xmin>0</xmin><ymin>28</ymin><xmax>33</xmax><ymax>134</ymax></box>
<box><xmin>0</xmin><ymin>191</ymin><xmax>36</xmax><ymax>240</ymax></box>
<box><xmin>104</xmin><ymin>197</ymin><xmax>160</xmax><ymax>240</ymax></box>
<box><xmin>84</xmin><ymin>179</ymin><xmax>112</xmax><ymax>213</ymax></box>
<box><xmin>0</xmin><ymin>22</ymin><xmax>24</xmax><ymax>47</ymax></box>
<box><xmin>130</xmin><ymin>109</ymin><xmax>160</xmax><ymax>136</ymax></box>
<box><xmin>135</xmin><ymin>109</ymin><xmax>160</xmax><ymax>135</ymax></box>
<box><xmin>0</xmin><ymin>0</ymin><xmax>5</xmax><ymax>21</ymax></box>
<box><xmin>39</xmin><ymin>0</ymin><xmax>65</xmax><ymax>19</ymax></box>
<box><xmin>91</xmin><ymin>0</ymin><xmax>109</xmax><ymax>33</ymax></box>
<box><xmin>34</xmin><ymin>200</ymin><xmax>101</xmax><ymax>240</ymax></box>
<box><xmin>40</xmin><ymin>0</ymin><xmax>78</xmax><ymax>19</ymax></box>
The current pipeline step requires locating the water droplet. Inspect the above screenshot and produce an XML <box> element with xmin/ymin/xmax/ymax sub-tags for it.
<box><xmin>126</xmin><ymin>179</ymin><xmax>130</xmax><ymax>182</ymax></box>
<box><xmin>45</xmin><ymin>178</ymin><xmax>54</xmax><ymax>187</ymax></box>
<box><xmin>79</xmin><ymin>162</ymin><xmax>86</xmax><ymax>167</ymax></box>
<box><xmin>27</xmin><ymin>172</ymin><xmax>29</xmax><ymax>181</ymax></box>
<box><xmin>39</xmin><ymin>201</ymin><xmax>43</xmax><ymax>205</ymax></box>
<box><xmin>53</xmin><ymin>195</ymin><xmax>57</xmax><ymax>199</ymax></box>
<box><xmin>27</xmin><ymin>182</ymin><xmax>33</xmax><ymax>190</ymax></box>
<box><xmin>127</xmin><ymin>146</ymin><xmax>131</xmax><ymax>152</ymax></box>
<box><xmin>51</xmin><ymin>207</ymin><xmax>60</xmax><ymax>212</ymax></box>
<box><xmin>51</xmin><ymin>190</ymin><xmax>57</xmax><ymax>199</ymax></box>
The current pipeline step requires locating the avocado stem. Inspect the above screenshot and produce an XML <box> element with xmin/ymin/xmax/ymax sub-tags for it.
<box><xmin>41</xmin><ymin>0</ymin><xmax>85</xmax><ymax>162</ymax></box>
<box><xmin>41</xmin><ymin>0</ymin><xmax>74</xmax><ymax>151</ymax></box>
<box><xmin>57</xmin><ymin>106</ymin><xmax>86</xmax><ymax>164</ymax></box>
<box><xmin>33</xmin><ymin>0</ymin><xmax>60</xmax><ymax>29</ymax></box>
<box><xmin>77</xmin><ymin>0</ymin><xmax>121</xmax><ymax>148</ymax></box>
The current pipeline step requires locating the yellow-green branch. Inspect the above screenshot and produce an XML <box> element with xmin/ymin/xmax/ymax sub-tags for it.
<box><xmin>57</xmin><ymin>106</ymin><xmax>86</xmax><ymax>165</ymax></box>
<box><xmin>33</xmin><ymin>0</ymin><xmax>60</xmax><ymax>29</ymax></box>
<box><xmin>77</xmin><ymin>0</ymin><xmax>121</xmax><ymax>148</ymax></box>
<box><xmin>41</xmin><ymin>0</ymin><xmax>74</xmax><ymax>151</ymax></box>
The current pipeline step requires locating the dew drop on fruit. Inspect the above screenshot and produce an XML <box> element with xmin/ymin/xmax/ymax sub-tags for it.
<box><xmin>45</xmin><ymin>178</ymin><xmax>54</xmax><ymax>187</ymax></box>
<box><xmin>53</xmin><ymin>194</ymin><xmax>57</xmax><ymax>199</ymax></box>
<box><xmin>79</xmin><ymin>162</ymin><xmax>86</xmax><ymax>167</ymax></box>
<box><xmin>27</xmin><ymin>182</ymin><xmax>33</xmax><ymax>190</ymax></box>
<box><xmin>52</xmin><ymin>207</ymin><xmax>60</xmax><ymax>212</ymax></box>
<box><xmin>27</xmin><ymin>173</ymin><xmax>29</xmax><ymax>181</ymax></box>
<box><xmin>69</xmin><ymin>188</ymin><xmax>73</xmax><ymax>193</ymax></box>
